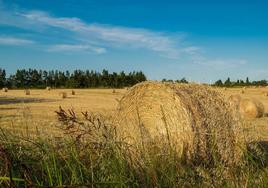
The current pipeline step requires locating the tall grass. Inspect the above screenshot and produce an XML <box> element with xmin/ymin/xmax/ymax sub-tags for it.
<box><xmin>0</xmin><ymin>108</ymin><xmax>268</xmax><ymax>187</ymax></box>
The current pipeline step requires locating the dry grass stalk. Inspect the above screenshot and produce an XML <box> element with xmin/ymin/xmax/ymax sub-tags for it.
<box><xmin>114</xmin><ymin>81</ymin><xmax>243</xmax><ymax>166</ymax></box>
<box><xmin>2</xmin><ymin>87</ymin><xmax>8</xmax><ymax>92</ymax></box>
<box><xmin>24</xmin><ymin>89</ymin><xmax>30</xmax><ymax>95</ymax></box>
<box><xmin>71</xmin><ymin>90</ymin><xmax>75</xmax><ymax>95</ymax></box>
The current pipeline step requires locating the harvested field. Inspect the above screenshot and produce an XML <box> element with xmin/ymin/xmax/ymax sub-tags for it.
<box><xmin>0</xmin><ymin>86</ymin><xmax>267</xmax><ymax>141</ymax></box>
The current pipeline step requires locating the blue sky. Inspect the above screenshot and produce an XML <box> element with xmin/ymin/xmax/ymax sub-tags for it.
<box><xmin>0</xmin><ymin>0</ymin><xmax>267</xmax><ymax>82</ymax></box>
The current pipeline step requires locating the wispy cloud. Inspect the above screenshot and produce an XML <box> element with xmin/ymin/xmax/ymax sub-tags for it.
<box><xmin>0</xmin><ymin>36</ymin><xmax>34</xmax><ymax>46</ymax></box>
<box><xmin>47</xmin><ymin>44</ymin><xmax>106</xmax><ymax>54</ymax></box>
<box><xmin>193</xmin><ymin>57</ymin><xmax>247</xmax><ymax>69</ymax></box>
<box><xmin>0</xmin><ymin>2</ymin><xmax>248</xmax><ymax>69</ymax></box>
<box><xmin>20</xmin><ymin>11</ymin><xmax>183</xmax><ymax>58</ymax></box>
<box><xmin>0</xmin><ymin>4</ymin><xmax>187</xmax><ymax>57</ymax></box>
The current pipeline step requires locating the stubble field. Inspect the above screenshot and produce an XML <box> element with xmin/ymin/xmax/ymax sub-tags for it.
<box><xmin>0</xmin><ymin>86</ymin><xmax>267</xmax><ymax>141</ymax></box>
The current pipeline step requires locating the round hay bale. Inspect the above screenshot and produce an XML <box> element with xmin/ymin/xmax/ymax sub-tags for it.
<box><xmin>114</xmin><ymin>81</ymin><xmax>243</xmax><ymax>166</ymax></box>
<box><xmin>59</xmin><ymin>92</ymin><xmax>67</xmax><ymax>99</ymax></box>
<box><xmin>24</xmin><ymin>89</ymin><xmax>30</xmax><ymax>95</ymax></box>
<box><xmin>112</xmin><ymin>89</ymin><xmax>116</xmax><ymax>93</ymax></box>
<box><xmin>46</xmin><ymin>87</ymin><xmax>51</xmax><ymax>91</ymax></box>
<box><xmin>239</xmin><ymin>98</ymin><xmax>264</xmax><ymax>119</ymax></box>
<box><xmin>71</xmin><ymin>90</ymin><xmax>75</xmax><ymax>95</ymax></box>
<box><xmin>241</xmin><ymin>89</ymin><xmax>245</xmax><ymax>94</ymax></box>
<box><xmin>2</xmin><ymin>87</ymin><xmax>8</xmax><ymax>92</ymax></box>
<box><xmin>263</xmin><ymin>92</ymin><xmax>268</xmax><ymax>97</ymax></box>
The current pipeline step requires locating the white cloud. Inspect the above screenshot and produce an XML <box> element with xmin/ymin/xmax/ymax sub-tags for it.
<box><xmin>193</xmin><ymin>58</ymin><xmax>247</xmax><ymax>69</ymax></box>
<box><xmin>0</xmin><ymin>3</ymin><xmax>248</xmax><ymax>69</ymax></box>
<box><xmin>0</xmin><ymin>36</ymin><xmax>34</xmax><ymax>46</ymax></box>
<box><xmin>47</xmin><ymin>44</ymin><xmax>106</xmax><ymax>54</ymax></box>
<box><xmin>20</xmin><ymin>11</ymin><xmax>183</xmax><ymax>58</ymax></box>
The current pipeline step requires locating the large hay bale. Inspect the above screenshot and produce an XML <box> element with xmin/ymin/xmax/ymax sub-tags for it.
<box><xmin>114</xmin><ymin>81</ymin><xmax>242</xmax><ymax>166</ymax></box>
<box><xmin>59</xmin><ymin>92</ymin><xmax>67</xmax><ymax>99</ymax></box>
<box><xmin>239</xmin><ymin>98</ymin><xmax>264</xmax><ymax>119</ymax></box>
<box><xmin>2</xmin><ymin>87</ymin><xmax>8</xmax><ymax>92</ymax></box>
<box><xmin>24</xmin><ymin>89</ymin><xmax>30</xmax><ymax>95</ymax></box>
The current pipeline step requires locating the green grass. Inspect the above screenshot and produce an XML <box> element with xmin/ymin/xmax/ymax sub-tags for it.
<box><xmin>0</xmin><ymin>109</ymin><xmax>268</xmax><ymax>187</ymax></box>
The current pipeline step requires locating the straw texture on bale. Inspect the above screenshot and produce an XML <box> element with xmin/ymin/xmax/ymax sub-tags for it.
<box><xmin>59</xmin><ymin>92</ymin><xmax>67</xmax><ymax>99</ymax></box>
<box><xmin>2</xmin><ymin>87</ymin><xmax>8</xmax><ymax>92</ymax></box>
<box><xmin>228</xmin><ymin>94</ymin><xmax>242</xmax><ymax>120</ymax></box>
<box><xmin>114</xmin><ymin>81</ymin><xmax>242</xmax><ymax>166</ymax></box>
<box><xmin>71</xmin><ymin>90</ymin><xmax>75</xmax><ymax>95</ymax></box>
<box><xmin>239</xmin><ymin>98</ymin><xmax>264</xmax><ymax>119</ymax></box>
<box><xmin>24</xmin><ymin>89</ymin><xmax>30</xmax><ymax>95</ymax></box>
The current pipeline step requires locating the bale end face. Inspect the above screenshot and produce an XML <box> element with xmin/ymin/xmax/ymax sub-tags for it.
<box><xmin>239</xmin><ymin>98</ymin><xmax>264</xmax><ymax>119</ymax></box>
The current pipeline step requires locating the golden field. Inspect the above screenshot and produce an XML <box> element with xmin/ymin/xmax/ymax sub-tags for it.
<box><xmin>0</xmin><ymin>86</ymin><xmax>267</xmax><ymax>141</ymax></box>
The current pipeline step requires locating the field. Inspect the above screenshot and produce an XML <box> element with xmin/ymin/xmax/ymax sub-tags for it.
<box><xmin>1</xmin><ymin>87</ymin><xmax>267</xmax><ymax>140</ymax></box>
<box><xmin>1</xmin><ymin>86</ymin><xmax>268</xmax><ymax>187</ymax></box>
<box><xmin>0</xmin><ymin>89</ymin><xmax>125</xmax><ymax>137</ymax></box>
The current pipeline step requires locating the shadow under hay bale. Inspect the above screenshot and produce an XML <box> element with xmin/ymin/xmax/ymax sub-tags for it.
<box><xmin>114</xmin><ymin>81</ymin><xmax>243</xmax><ymax>167</ymax></box>
<box><xmin>71</xmin><ymin>90</ymin><xmax>75</xmax><ymax>95</ymax></box>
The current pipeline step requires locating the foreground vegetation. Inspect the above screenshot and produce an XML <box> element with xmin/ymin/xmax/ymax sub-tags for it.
<box><xmin>0</xmin><ymin>108</ymin><xmax>268</xmax><ymax>187</ymax></box>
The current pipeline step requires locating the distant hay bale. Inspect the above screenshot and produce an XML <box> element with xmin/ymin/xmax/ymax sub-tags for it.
<box><xmin>223</xmin><ymin>87</ymin><xmax>227</xmax><ymax>91</ymax></box>
<box><xmin>263</xmin><ymin>92</ymin><xmax>268</xmax><ymax>97</ymax></box>
<box><xmin>114</xmin><ymin>81</ymin><xmax>243</xmax><ymax>166</ymax></box>
<box><xmin>71</xmin><ymin>90</ymin><xmax>75</xmax><ymax>95</ymax></box>
<box><xmin>241</xmin><ymin>89</ymin><xmax>245</xmax><ymax>94</ymax></box>
<box><xmin>59</xmin><ymin>92</ymin><xmax>67</xmax><ymax>99</ymax></box>
<box><xmin>24</xmin><ymin>89</ymin><xmax>30</xmax><ymax>95</ymax></box>
<box><xmin>46</xmin><ymin>87</ymin><xmax>51</xmax><ymax>91</ymax></box>
<box><xmin>239</xmin><ymin>98</ymin><xmax>264</xmax><ymax>119</ymax></box>
<box><xmin>2</xmin><ymin>87</ymin><xmax>8</xmax><ymax>92</ymax></box>
<box><xmin>112</xmin><ymin>89</ymin><xmax>116</xmax><ymax>93</ymax></box>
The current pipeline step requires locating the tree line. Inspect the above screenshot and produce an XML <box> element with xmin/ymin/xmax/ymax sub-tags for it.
<box><xmin>213</xmin><ymin>77</ymin><xmax>267</xmax><ymax>87</ymax></box>
<box><xmin>0</xmin><ymin>68</ymin><xmax>146</xmax><ymax>89</ymax></box>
